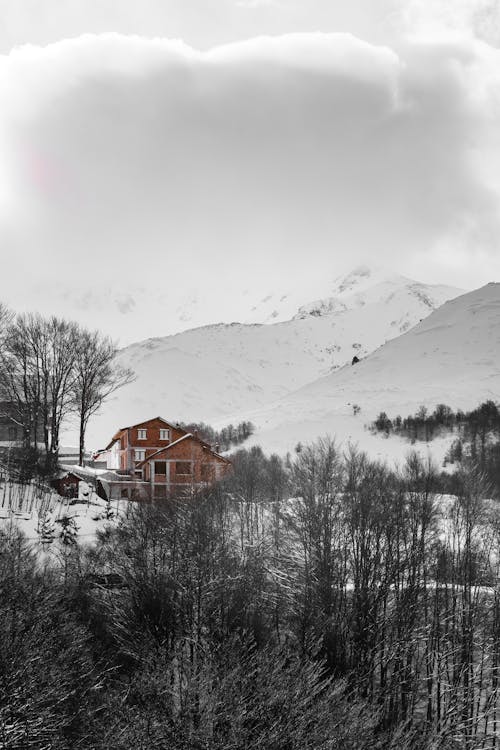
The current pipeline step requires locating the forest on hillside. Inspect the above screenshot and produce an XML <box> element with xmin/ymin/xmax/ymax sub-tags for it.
<box><xmin>2</xmin><ymin>441</ymin><xmax>500</xmax><ymax>749</ymax></box>
<box><xmin>178</xmin><ymin>420</ymin><xmax>255</xmax><ymax>452</ymax></box>
<box><xmin>372</xmin><ymin>401</ymin><xmax>500</xmax><ymax>496</ymax></box>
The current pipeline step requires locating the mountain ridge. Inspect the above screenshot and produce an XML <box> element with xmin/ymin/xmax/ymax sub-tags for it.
<box><xmin>84</xmin><ymin>267</ymin><xmax>464</xmax><ymax>450</ymax></box>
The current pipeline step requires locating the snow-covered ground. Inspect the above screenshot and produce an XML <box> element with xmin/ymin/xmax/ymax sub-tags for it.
<box><xmin>83</xmin><ymin>267</ymin><xmax>462</xmax><ymax>452</ymax></box>
<box><xmin>234</xmin><ymin>283</ymin><xmax>500</xmax><ymax>461</ymax></box>
<box><xmin>0</xmin><ymin>482</ymin><xmax>129</xmax><ymax>547</ymax></box>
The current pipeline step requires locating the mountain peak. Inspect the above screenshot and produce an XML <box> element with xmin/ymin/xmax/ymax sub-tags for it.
<box><xmin>334</xmin><ymin>264</ymin><xmax>378</xmax><ymax>294</ymax></box>
<box><xmin>294</xmin><ymin>266</ymin><xmax>463</xmax><ymax>320</ymax></box>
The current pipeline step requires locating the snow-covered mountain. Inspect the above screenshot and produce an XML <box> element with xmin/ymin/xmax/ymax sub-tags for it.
<box><xmin>239</xmin><ymin>283</ymin><xmax>500</xmax><ymax>461</ymax></box>
<box><xmin>85</xmin><ymin>268</ymin><xmax>462</xmax><ymax>450</ymax></box>
<box><xmin>176</xmin><ymin>265</ymin><xmax>423</xmax><ymax>327</ymax></box>
<box><xmin>240</xmin><ymin>264</ymin><xmax>459</xmax><ymax>326</ymax></box>
<box><xmin>294</xmin><ymin>266</ymin><xmax>456</xmax><ymax>330</ymax></box>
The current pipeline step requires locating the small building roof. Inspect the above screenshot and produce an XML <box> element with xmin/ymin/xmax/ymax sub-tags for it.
<box><xmin>58</xmin><ymin>464</ymin><xmax>125</xmax><ymax>482</ymax></box>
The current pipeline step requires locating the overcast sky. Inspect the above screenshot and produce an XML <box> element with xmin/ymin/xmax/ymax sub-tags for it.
<box><xmin>1</xmin><ymin>0</ymin><xmax>500</xmax><ymax>343</ymax></box>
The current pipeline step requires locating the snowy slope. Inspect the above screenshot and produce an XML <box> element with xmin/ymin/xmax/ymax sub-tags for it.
<box><xmin>238</xmin><ymin>283</ymin><xmax>500</xmax><ymax>461</ymax></box>
<box><xmin>84</xmin><ymin>268</ymin><xmax>462</xmax><ymax>450</ymax></box>
<box><xmin>0</xmin><ymin>482</ymin><xmax>127</xmax><ymax>547</ymax></box>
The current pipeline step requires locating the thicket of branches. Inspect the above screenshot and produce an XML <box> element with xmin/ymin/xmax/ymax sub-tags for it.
<box><xmin>0</xmin><ymin>306</ymin><xmax>133</xmax><ymax>476</ymax></box>
<box><xmin>372</xmin><ymin>401</ymin><xmax>500</xmax><ymax>445</ymax></box>
<box><xmin>179</xmin><ymin>420</ymin><xmax>255</xmax><ymax>451</ymax></box>
<box><xmin>2</xmin><ymin>441</ymin><xmax>500</xmax><ymax>748</ymax></box>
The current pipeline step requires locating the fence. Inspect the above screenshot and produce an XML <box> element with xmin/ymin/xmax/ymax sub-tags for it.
<box><xmin>0</xmin><ymin>464</ymin><xmax>69</xmax><ymax>520</ymax></box>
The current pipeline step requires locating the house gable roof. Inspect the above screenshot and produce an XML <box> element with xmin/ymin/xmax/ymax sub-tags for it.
<box><xmin>137</xmin><ymin>433</ymin><xmax>192</xmax><ymax>466</ymax></box>
<box><xmin>101</xmin><ymin>417</ymin><xmax>186</xmax><ymax>451</ymax></box>
<box><xmin>137</xmin><ymin>432</ymin><xmax>231</xmax><ymax>467</ymax></box>
<box><xmin>118</xmin><ymin>416</ymin><xmax>181</xmax><ymax>433</ymax></box>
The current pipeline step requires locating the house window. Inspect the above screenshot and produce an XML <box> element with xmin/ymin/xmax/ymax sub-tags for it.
<box><xmin>134</xmin><ymin>469</ymin><xmax>143</xmax><ymax>480</ymax></box>
<box><xmin>154</xmin><ymin>461</ymin><xmax>167</xmax><ymax>475</ymax></box>
<box><xmin>175</xmin><ymin>462</ymin><xmax>192</xmax><ymax>476</ymax></box>
<box><xmin>137</xmin><ymin>429</ymin><xmax>147</xmax><ymax>440</ymax></box>
<box><xmin>134</xmin><ymin>449</ymin><xmax>146</xmax><ymax>461</ymax></box>
<box><xmin>159</xmin><ymin>429</ymin><xmax>170</xmax><ymax>441</ymax></box>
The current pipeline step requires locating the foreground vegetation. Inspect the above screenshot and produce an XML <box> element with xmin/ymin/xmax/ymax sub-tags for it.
<box><xmin>2</xmin><ymin>442</ymin><xmax>500</xmax><ymax>748</ymax></box>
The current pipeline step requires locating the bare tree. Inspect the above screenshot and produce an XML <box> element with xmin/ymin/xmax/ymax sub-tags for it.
<box><xmin>0</xmin><ymin>314</ymin><xmax>43</xmax><ymax>469</ymax></box>
<box><xmin>0</xmin><ymin>313</ymin><xmax>87</xmax><ymax>473</ymax></box>
<box><xmin>71</xmin><ymin>329</ymin><xmax>134</xmax><ymax>465</ymax></box>
<box><xmin>1</xmin><ymin>311</ymin><xmax>134</xmax><ymax>472</ymax></box>
<box><xmin>42</xmin><ymin>317</ymin><xmax>81</xmax><ymax>471</ymax></box>
<box><xmin>0</xmin><ymin>302</ymin><xmax>12</xmax><ymax>340</ymax></box>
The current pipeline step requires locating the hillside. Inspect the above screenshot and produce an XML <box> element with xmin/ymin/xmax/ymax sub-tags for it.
<box><xmin>238</xmin><ymin>283</ymin><xmax>500</xmax><ymax>460</ymax></box>
<box><xmin>84</xmin><ymin>268</ymin><xmax>462</xmax><ymax>450</ymax></box>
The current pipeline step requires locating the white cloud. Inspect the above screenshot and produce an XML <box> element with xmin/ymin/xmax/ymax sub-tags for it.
<box><xmin>394</xmin><ymin>0</ymin><xmax>500</xmax><ymax>46</ymax></box>
<box><xmin>236</xmin><ymin>0</ymin><xmax>282</xmax><ymax>8</ymax></box>
<box><xmin>0</xmin><ymin>30</ymin><xmax>499</xmax><ymax>340</ymax></box>
<box><xmin>1</xmin><ymin>0</ymin><xmax>499</xmax><ymax>55</ymax></box>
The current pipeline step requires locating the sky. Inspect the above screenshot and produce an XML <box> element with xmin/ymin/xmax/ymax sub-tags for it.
<box><xmin>1</xmin><ymin>0</ymin><xmax>500</xmax><ymax>343</ymax></box>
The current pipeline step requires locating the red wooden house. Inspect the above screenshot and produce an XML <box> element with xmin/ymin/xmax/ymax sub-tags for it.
<box><xmin>96</xmin><ymin>417</ymin><xmax>230</xmax><ymax>499</ymax></box>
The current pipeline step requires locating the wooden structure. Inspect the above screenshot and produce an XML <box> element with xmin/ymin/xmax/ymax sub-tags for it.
<box><xmin>95</xmin><ymin>417</ymin><xmax>231</xmax><ymax>499</ymax></box>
